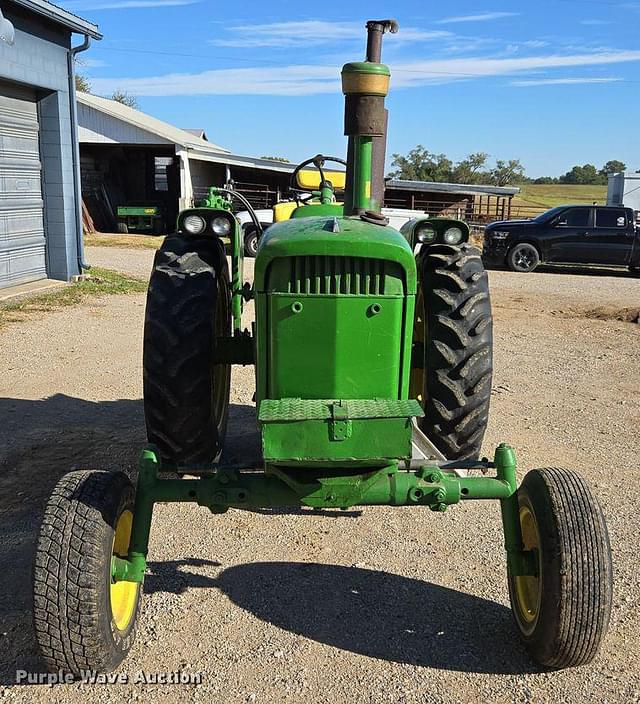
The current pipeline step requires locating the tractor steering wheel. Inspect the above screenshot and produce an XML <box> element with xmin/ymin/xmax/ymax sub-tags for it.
<box><xmin>290</xmin><ymin>154</ymin><xmax>347</xmax><ymax>195</ymax></box>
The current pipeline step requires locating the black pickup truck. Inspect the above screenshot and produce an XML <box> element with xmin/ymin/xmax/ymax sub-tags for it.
<box><xmin>483</xmin><ymin>204</ymin><xmax>640</xmax><ymax>273</ymax></box>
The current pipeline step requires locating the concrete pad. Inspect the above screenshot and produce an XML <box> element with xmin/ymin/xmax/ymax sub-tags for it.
<box><xmin>0</xmin><ymin>278</ymin><xmax>67</xmax><ymax>302</ymax></box>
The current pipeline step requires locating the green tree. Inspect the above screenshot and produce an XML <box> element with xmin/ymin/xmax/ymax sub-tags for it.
<box><xmin>111</xmin><ymin>89</ymin><xmax>139</xmax><ymax>109</ymax></box>
<box><xmin>600</xmin><ymin>160</ymin><xmax>626</xmax><ymax>179</ymax></box>
<box><xmin>560</xmin><ymin>164</ymin><xmax>601</xmax><ymax>185</ymax></box>
<box><xmin>388</xmin><ymin>145</ymin><xmax>453</xmax><ymax>182</ymax></box>
<box><xmin>490</xmin><ymin>159</ymin><xmax>525</xmax><ymax>186</ymax></box>
<box><xmin>452</xmin><ymin>152</ymin><xmax>489</xmax><ymax>184</ymax></box>
<box><xmin>75</xmin><ymin>73</ymin><xmax>91</xmax><ymax>93</ymax></box>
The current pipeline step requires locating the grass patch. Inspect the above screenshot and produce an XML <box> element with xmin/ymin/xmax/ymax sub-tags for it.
<box><xmin>513</xmin><ymin>184</ymin><xmax>607</xmax><ymax>212</ymax></box>
<box><xmin>0</xmin><ymin>267</ymin><xmax>147</xmax><ymax>328</ymax></box>
<box><xmin>85</xmin><ymin>232</ymin><xmax>163</xmax><ymax>250</ymax></box>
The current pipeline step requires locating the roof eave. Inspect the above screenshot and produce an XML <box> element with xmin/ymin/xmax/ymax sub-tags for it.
<box><xmin>11</xmin><ymin>0</ymin><xmax>102</xmax><ymax>39</ymax></box>
<box><xmin>386</xmin><ymin>179</ymin><xmax>520</xmax><ymax>197</ymax></box>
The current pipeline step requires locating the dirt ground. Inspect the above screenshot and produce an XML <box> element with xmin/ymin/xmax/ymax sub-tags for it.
<box><xmin>1</xmin><ymin>246</ymin><xmax>639</xmax><ymax>703</ymax></box>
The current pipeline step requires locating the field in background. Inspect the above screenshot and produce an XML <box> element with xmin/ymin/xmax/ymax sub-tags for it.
<box><xmin>512</xmin><ymin>184</ymin><xmax>608</xmax><ymax>215</ymax></box>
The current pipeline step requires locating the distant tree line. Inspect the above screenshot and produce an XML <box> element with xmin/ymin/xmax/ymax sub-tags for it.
<box><xmin>533</xmin><ymin>160</ymin><xmax>626</xmax><ymax>185</ymax></box>
<box><xmin>388</xmin><ymin>146</ymin><xmax>628</xmax><ymax>186</ymax></box>
<box><xmin>387</xmin><ymin>147</ymin><xmax>525</xmax><ymax>187</ymax></box>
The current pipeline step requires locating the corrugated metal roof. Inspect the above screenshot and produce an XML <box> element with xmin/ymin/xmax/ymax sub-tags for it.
<box><xmin>183</xmin><ymin>128</ymin><xmax>207</xmax><ymax>140</ymax></box>
<box><xmin>186</xmin><ymin>149</ymin><xmax>299</xmax><ymax>174</ymax></box>
<box><xmin>386</xmin><ymin>179</ymin><xmax>520</xmax><ymax>197</ymax></box>
<box><xmin>10</xmin><ymin>0</ymin><xmax>102</xmax><ymax>38</ymax></box>
<box><xmin>77</xmin><ymin>92</ymin><xmax>230</xmax><ymax>153</ymax></box>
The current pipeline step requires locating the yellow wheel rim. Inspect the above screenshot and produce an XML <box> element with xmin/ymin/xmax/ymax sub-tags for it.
<box><xmin>110</xmin><ymin>510</ymin><xmax>139</xmax><ymax>631</ymax></box>
<box><xmin>514</xmin><ymin>505</ymin><xmax>542</xmax><ymax>626</ymax></box>
<box><xmin>410</xmin><ymin>285</ymin><xmax>426</xmax><ymax>403</ymax></box>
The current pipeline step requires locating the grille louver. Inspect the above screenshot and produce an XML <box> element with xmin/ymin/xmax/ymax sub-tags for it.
<box><xmin>271</xmin><ymin>256</ymin><xmax>402</xmax><ymax>295</ymax></box>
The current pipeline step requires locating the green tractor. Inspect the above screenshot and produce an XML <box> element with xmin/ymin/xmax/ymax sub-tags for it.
<box><xmin>34</xmin><ymin>20</ymin><xmax>612</xmax><ymax>676</ymax></box>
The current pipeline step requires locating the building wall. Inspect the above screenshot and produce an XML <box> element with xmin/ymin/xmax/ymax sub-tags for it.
<box><xmin>78</xmin><ymin>103</ymin><xmax>175</xmax><ymax>145</ymax></box>
<box><xmin>0</xmin><ymin>1</ymin><xmax>79</xmax><ymax>282</ymax></box>
<box><xmin>189</xmin><ymin>158</ymin><xmax>226</xmax><ymax>204</ymax></box>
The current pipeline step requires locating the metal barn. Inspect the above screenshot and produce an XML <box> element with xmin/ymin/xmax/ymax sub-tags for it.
<box><xmin>0</xmin><ymin>0</ymin><xmax>100</xmax><ymax>290</ymax></box>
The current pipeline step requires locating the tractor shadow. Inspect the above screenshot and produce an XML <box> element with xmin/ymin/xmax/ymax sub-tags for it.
<box><xmin>0</xmin><ymin>394</ymin><xmax>255</xmax><ymax>683</ymax></box>
<box><xmin>144</xmin><ymin>559</ymin><xmax>538</xmax><ymax>675</ymax></box>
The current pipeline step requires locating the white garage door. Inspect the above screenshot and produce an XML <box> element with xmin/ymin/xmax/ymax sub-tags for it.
<box><xmin>0</xmin><ymin>86</ymin><xmax>46</xmax><ymax>289</ymax></box>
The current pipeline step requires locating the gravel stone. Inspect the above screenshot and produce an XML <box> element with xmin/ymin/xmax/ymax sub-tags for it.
<box><xmin>0</xmin><ymin>247</ymin><xmax>638</xmax><ymax>702</ymax></box>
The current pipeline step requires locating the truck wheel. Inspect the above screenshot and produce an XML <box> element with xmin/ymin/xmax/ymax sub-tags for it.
<box><xmin>33</xmin><ymin>470</ymin><xmax>141</xmax><ymax>676</ymax></box>
<box><xmin>508</xmin><ymin>243</ymin><xmax>540</xmax><ymax>273</ymax></box>
<box><xmin>415</xmin><ymin>243</ymin><xmax>493</xmax><ymax>460</ymax></box>
<box><xmin>117</xmin><ymin>222</ymin><xmax>129</xmax><ymax>235</ymax></box>
<box><xmin>143</xmin><ymin>235</ymin><xmax>231</xmax><ymax>468</ymax></box>
<box><xmin>508</xmin><ymin>468</ymin><xmax>613</xmax><ymax>668</ymax></box>
<box><xmin>244</xmin><ymin>227</ymin><xmax>259</xmax><ymax>258</ymax></box>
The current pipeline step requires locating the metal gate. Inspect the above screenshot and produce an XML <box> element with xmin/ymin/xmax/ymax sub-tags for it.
<box><xmin>0</xmin><ymin>86</ymin><xmax>46</xmax><ymax>289</ymax></box>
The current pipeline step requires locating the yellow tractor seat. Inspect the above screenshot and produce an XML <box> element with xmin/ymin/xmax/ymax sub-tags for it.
<box><xmin>296</xmin><ymin>169</ymin><xmax>346</xmax><ymax>191</ymax></box>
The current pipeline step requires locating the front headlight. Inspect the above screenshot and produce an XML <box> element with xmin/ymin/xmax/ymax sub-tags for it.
<box><xmin>183</xmin><ymin>215</ymin><xmax>206</xmax><ymax>235</ymax></box>
<box><xmin>491</xmin><ymin>231</ymin><xmax>510</xmax><ymax>240</ymax></box>
<box><xmin>443</xmin><ymin>227</ymin><xmax>463</xmax><ymax>245</ymax></box>
<box><xmin>416</xmin><ymin>224</ymin><xmax>437</xmax><ymax>244</ymax></box>
<box><xmin>212</xmin><ymin>216</ymin><xmax>232</xmax><ymax>236</ymax></box>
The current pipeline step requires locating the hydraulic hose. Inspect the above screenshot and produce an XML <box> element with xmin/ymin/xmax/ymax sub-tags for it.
<box><xmin>218</xmin><ymin>188</ymin><xmax>263</xmax><ymax>237</ymax></box>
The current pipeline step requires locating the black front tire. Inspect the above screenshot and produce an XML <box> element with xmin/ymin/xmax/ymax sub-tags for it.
<box><xmin>508</xmin><ymin>468</ymin><xmax>613</xmax><ymax>668</ymax></box>
<box><xmin>508</xmin><ymin>243</ymin><xmax>540</xmax><ymax>273</ymax></box>
<box><xmin>143</xmin><ymin>235</ymin><xmax>231</xmax><ymax>468</ymax></box>
<box><xmin>244</xmin><ymin>227</ymin><xmax>259</xmax><ymax>258</ymax></box>
<box><xmin>33</xmin><ymin>470</ymin><xmax>141</xmax><ymax>676</ymax></box>
<box><xmin>417</xmin><ymin>243</ymin><xmax>493</xmax><ymax>460</ymax></box>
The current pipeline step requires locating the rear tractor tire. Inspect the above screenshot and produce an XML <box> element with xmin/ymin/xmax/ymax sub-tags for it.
<box><xmin>33</xmin><ymin>470</ymin><xmax>141</xmax><ymax>676</ymax></box>
<box><xmin>508</xmin><ymin>468</ymin><xmax>613</xmax><ymax>668</ymax></box>
<box><xmin>143</xmin><ymin>235</ymin><xmax>231</xmax><ymax>469</ymax></box>
<box><xmin>415</xmin><ymin>243</ymin><xmax>493</xmax><ymax>460</ymax></box>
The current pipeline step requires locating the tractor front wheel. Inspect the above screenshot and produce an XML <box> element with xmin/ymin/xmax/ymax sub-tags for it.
<box><xmin>33</xmin><ymin>470</ymin><xmax>141</xmax><ymax>676</ymax></box>
<box><xmin>508</xmin><ymin>467</ymin><xmax>613</xmax><ymax>668</ymax></box>
<box><xmin>415</xmin><ymin>243</ymin><xmax>493</xmax><ymax>460</ymax></box>
<box><xmin>143</xmin><ymin>235</ymin><xmax>231</xmax><ymax>468</ymax></box>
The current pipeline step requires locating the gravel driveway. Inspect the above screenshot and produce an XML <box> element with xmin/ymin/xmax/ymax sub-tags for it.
<box><xmin>1</xmin><ymin>247</ymin><xmax>638</xmax><ymax>702</ymax></box>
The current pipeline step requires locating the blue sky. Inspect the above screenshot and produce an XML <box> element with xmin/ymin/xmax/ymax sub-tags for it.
<box><xmin>63</xmin><ymin>0</ymin><xmax>640</xmax><ymax>177</ymax></box>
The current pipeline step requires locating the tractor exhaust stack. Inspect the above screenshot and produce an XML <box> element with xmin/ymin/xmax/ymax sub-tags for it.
<box><xmin>342</xmin><ymin>19</ymin><xmax>398</xmax><ymax>216</ymax></box>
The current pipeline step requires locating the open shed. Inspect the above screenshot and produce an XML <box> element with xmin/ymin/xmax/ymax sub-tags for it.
<box><xmin>77</xmin><ymin>93</ymin><xmax>298</xmax><ymax>233</ymax></box>
<box><xmin>385</xmin><ymin>179</ymin><xmax>520</xmax><ymax>223</ymax></box>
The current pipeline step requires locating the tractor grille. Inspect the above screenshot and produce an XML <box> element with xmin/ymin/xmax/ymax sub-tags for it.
<box><xmin>268</xmin><ymin>256</ymin><xmax>403</xmax><ymax>295</ymax></box>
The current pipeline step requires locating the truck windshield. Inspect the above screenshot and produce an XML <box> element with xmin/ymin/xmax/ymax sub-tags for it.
<box><xmin>533</xmin><ymin>206</ymin><xmax>566</xmax><ymax>223</ymax></box>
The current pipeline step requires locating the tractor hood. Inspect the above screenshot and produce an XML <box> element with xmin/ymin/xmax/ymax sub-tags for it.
<box><xmin>254</xmin><ymin>216</ymin><xmax>417</xmax><ymax>295</ymax></box>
